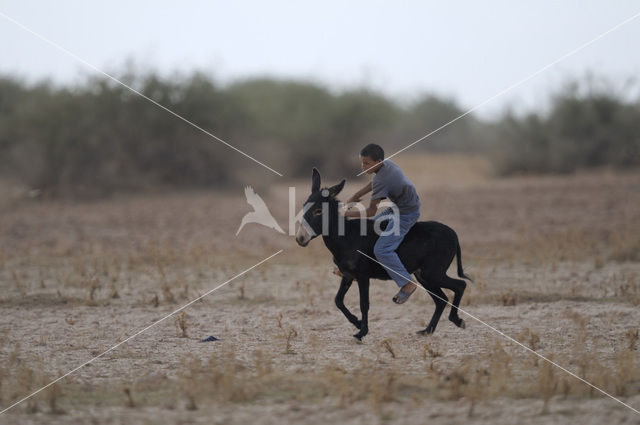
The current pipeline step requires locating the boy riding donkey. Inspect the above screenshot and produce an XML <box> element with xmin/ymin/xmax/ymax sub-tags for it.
<box><xmin>339</xmin><ymin>143</ymin><xmax>421</xmax><ymax>304</ymax></box>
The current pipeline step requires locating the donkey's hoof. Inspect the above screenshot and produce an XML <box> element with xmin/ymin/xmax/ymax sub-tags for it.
<box><xmin>417</xmin><ymin>327</ymin><xmax>435</xmax><ymax>336</ymax></box>
<box><xmin>353</xmin><ymin>329</ymin><xmax>368</xmax><ymax>340</ymax></box>
<box><xmin>352</xmin><ymin>320</ymin><xmax>362</xmax><ymax>330</ymax></box>
<box><xmin>450</xmin><ymin>316</ymin><xmax>465</xmax><ymax>329</ymax></box>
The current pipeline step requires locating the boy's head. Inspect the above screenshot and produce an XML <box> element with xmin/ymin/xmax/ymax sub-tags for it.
<box><xmin>359</xmin><ymin>143</ymin><xmax>384</xmax><ymax>174</ymax></box>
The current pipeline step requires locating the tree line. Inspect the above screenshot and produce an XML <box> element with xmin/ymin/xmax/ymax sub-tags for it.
<box><xmin>0</xmin><ymin>71</ymin><xmax>638</xmax><ymax>197</ymax></box>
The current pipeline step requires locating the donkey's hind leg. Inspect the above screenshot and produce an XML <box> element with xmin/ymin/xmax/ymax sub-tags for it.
<box><xmin>436</xmin><ymin>274</ymin><xmax>467</xmax><ymax>329</ymax></box>
<box><xmin>415</xmin><ymin>271</ymin><xmax>448</xmax><ymax>335</ymax></box>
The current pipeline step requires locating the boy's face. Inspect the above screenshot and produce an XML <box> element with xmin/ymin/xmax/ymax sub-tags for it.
<box><xmin>360</xmin><ymin>155</ymin><xmax>383</xmax><ymax>174</ymax></box>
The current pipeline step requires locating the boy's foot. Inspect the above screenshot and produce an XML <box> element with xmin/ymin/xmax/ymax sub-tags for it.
<box><xmin>392</xmin><ymin>282</ymin><xmax>417</xmax><ymax>304</ymax></box>
<box><xmin>332</xmin><ymin>267</ymin><xmax>343</xmax><ymax>277</ymax></box>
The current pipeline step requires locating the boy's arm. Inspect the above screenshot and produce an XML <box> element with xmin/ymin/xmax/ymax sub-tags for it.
<box><xmin>343</xmin><ymin>197</ymin><xmax>381</xmax><ymax>218</ymax></box>
<box><xmin>345</xmin><ymin>181</ymin><xmax>372</xmax><ymax>204</ymax></box>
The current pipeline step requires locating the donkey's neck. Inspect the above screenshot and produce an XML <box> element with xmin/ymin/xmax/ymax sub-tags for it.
<box><xmin>319</xmin><ymin>202</ymin><xmax>344</xmax><ymax>254</ymax></box>
<box><xmin>321</xmin><ymin>215</ymin><xmax>369</xmax><ymax>258</ymax></box>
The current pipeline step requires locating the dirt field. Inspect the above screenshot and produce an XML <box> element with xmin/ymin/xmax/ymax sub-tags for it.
<box><xmin>1</xmin><ymin>154</ymin><xmax>640</xmax><ymax>424</ymax></box>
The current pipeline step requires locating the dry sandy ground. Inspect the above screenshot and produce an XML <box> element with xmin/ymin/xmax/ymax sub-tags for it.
<box><xmin>1</xmin><ymin>154</ymin><xmax>639</xmax><ymax>424</ymax></box>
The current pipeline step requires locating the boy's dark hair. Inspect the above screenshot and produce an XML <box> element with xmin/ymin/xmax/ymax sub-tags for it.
<box><xmin>360</xmin><ymin>143</ymin><xmax>384</xmax><ymax>161</ymax></box>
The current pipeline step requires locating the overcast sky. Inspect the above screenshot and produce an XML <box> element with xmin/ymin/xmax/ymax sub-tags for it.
<box><xmin>1</xmin><ymin>1</ymin><xmax>639</xmax><ymax>117</ymax></box>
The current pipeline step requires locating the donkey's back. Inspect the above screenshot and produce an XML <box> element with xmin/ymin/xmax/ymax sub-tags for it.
<box><xmin>358</xmin><ymin>219</ymin><xmax>461</xmax><ymax>280</ymax></box>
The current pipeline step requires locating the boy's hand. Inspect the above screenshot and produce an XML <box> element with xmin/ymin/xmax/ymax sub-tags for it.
<box><xmin>345</xmin><ymin>195</ymin><xmax>360</xmax><ymax>205</ymax></box>
<box><xmin>338</xmin><ymin>202</ymin><xmax>353</xmax><ymax>217</ymax></box>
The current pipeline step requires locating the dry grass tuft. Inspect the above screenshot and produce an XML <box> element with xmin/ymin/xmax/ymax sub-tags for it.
<box><xmin>465</xmin><ymin>366</ymin><xmax>486</xmax><ymax>418</ymax></box>
<box><xmin>175</xmin><ymin>311</ymin><xmax>189</xmax><ymax>338</ymax></box>
<box><xmin>15</xmin><ymin>365</ymin><xmax>38</xmax><ymax>414</ymax></box>
<box><xmin>614</xmin><ymin>349</ymin><xmax>634</xmax><ymax>396</ymax></box>
<box><xmin>487</xmin><ymin>341</ymin><xmax>511</xmax><ymax>395</ymax></box>
<box><xmin>11</xmin><ymin>269</ymin><xmax>25</xmax><ymax>294</ymax></box>
<box><xmin>86</xmin><ymin>276</ymin><xmax>101</xmax><ymax>307</ymax></box>
<box><xmin>567</xmin><ymin>310</ymin><xmax>590</xmax><ymax>380</ymax></box>
<box><xmin>369</xmin><ymin>369</ymin><xmax>397</xmax><ymax>406</ymax></box>
<box><xmin>612</xmin><ymin>331</ymin><xmax>640</xmax><ymax>397</ymax></box>
<box><xmin>422</xmin><ymin>342</ymin><xmax>442</xmax><ymax>360</ymax></box>
<box><xmin>537</xmin><ymin>355</ymin><xmax>557</xmax><ymax>414</ymax></box>
<box><xmin>44</xmin><ymin>376</ymin><xmax>64</xmax><ymax>414</ymax></box>
<box><xmin>162</xmin><ymin>284</ymin><xmax>176</xmax><ymax>304</ymax></box>
<box><xmin>625</xmin><ymin>329</ymin><xmax>639</xmax><ymax>351</ymax></box>
<box><xmin>253</xmin><ymin>349</ymin><xmax>273</xmax><ymax>379</ymax></box>
<box><xmin>275</xmin><ymin>314</ymin><xmax>298</xmax><ymax>354</ymax></box>
<box><xmin>178</xmin><ymin>356</ymin><xmax>201</xmax><ymax>410</ymax></box>
<box><xmin>109</xmin><ymin>285</ymin><xmax>120</xmax><ymax>299</ymax></box>
<box><xmin>499</xmin><ymin>290</ymin><xmax>518</xmax><ymax>306</ymax></box>
<box><xmin>284</xmin><ymin>326</ymin><xmax>298</xmax><ymax>355</ymax></box>
<box><xmin>206</xmin><ymin>346</ymin><xmax>253</xmax><ymax>403</ymax></box>
<box><xmin>380</xmin><ymin>339</ymin><xmax>396</xmax><ymax>359</ymax></box>
<box><xmin>608</xmin><ymin>227</ymin><xmax>640</xmax><ymax>262</ymax></box>
<box><xmin>614</xmin><ymin>272</ymin><xmax>640</xmax><ymax>305</ymax></box>
<box><xmin>445</xmin><ymin>362</ymin><xmax>470</xmax><ymax>400</ymax></box>
<box><xmin>123</xmin><ymin>387</ymin><xmax>135</xmax><ymax>408</ymax></box>
<box><xmin>517</xmin><ymin>328</ymin><xmax>541</xmax><ymax>352</ymax></box>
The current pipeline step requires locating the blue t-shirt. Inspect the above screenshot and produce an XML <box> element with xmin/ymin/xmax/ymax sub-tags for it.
<box><xmin>371</xmin><ymin>160</ymin><xmax>421</xmax><ymax>214</ymax></box>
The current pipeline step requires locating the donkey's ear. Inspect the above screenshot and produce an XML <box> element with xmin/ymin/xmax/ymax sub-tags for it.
<box><xmin>311</xmin><ymin>168</ymin><xmax>321</xmax><ymax>192</ymax></box>
<box><xmin>328</xmin><ymin>179</ymin><xmax>346</xmax><ymax>198</ymax></box>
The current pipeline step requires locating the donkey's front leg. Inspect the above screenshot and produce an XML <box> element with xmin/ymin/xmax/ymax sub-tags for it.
<box><xmin>334</xmin><ymin>277</ymin><xmax>361</xmax><ymax>330</ymax></box>
<box><xmin>353</xmin><ymin>278</ymin><xmax>370</xmax><ymax>340</ymax></box>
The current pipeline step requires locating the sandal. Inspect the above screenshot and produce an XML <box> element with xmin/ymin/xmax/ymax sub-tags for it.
<box><xmin>392</xmin><ymin>282</ymin><xmax>417</xmax><ymax>304</ymax></box>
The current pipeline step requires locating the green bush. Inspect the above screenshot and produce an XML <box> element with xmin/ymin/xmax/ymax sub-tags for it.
<box><xmin>492</xmin><ymin>81</ymin><xmax>640</xmax><ymax>175</ymax></box>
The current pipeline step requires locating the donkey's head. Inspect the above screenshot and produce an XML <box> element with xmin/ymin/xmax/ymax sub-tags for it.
<box><xmin>295</xmin><ymin>168</ymin><xmax>345</xmax><ymax>247</ymax></box>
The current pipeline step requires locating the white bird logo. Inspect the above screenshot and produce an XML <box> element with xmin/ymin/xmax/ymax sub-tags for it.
<box><xmin>236</xmin><ymin>186</ymin><xmax>285</xmax><ymax>235</ymax></box>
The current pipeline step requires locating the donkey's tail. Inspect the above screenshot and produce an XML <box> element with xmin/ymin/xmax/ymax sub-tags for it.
<box><xmin>456</xmin><ymin>236</ymin><xmax>473</xmax><ymax>283</ymax></box>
